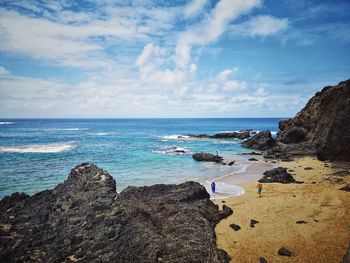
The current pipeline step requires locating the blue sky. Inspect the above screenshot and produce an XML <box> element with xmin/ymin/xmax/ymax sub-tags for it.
<box><xmin>0</xmin><ymin>0</ymin><xmax>349</xmax><ymax>118</ymax></box>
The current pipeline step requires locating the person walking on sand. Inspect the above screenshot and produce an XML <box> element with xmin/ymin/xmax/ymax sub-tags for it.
<box><xmin>211</xmin><ymin>181</ymin><xmax>216</xmax><ymax>193</ymax></box>
<box><xmin>257</xmin><ymin>182</ymin><xmax>263</xmax><ymax>197</ymax></box>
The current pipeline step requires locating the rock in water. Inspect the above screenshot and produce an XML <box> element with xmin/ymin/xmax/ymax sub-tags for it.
<box><xmin>0</xmin><ymin>163</ymin><xmax>230</xmax><ymax>263</ymax></box>
<box><xmin>278</xmin><ymin>79</ymin><xmax>350</xmax><ymax>161</ymax></box>
<box><xmin>192</xmin><ymin>152</ymin><xmax>224</xmax><ymax>163</ymax></box>
<box><xmin>242</xmin><ymin>130</ymin><xmax>277</xmax><ymax>151</ymax></box>
<box><xmin>259</xmin><ymin>167</ymin><xmax>296</xmax><ymax>184</ymax></box>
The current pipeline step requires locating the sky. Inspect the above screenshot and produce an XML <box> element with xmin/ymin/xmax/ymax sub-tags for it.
<box><xmin>0</xmin><ymin>0</ymin><xmax>349</xmax><ymax>118</ymax></box>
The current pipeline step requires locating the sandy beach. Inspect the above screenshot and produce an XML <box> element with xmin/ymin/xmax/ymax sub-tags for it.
<box><xmin>214</xmin><ymin>156</ymin><xmax>350</xmax><ymax>263</ymax></box>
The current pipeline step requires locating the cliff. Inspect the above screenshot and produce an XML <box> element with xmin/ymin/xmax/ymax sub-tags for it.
<box><xmin>0</xmin><ymin>163</ymin><xmax>230</xmax><ymax>263</ymax></box>
<box><xmin>278</xmin><ymin>79</ymin><xmax>350</xmax><ymax>161</ymax></box>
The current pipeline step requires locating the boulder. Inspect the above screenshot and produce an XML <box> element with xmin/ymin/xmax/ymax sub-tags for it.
<box><xmin>259</xmin><ymin>167</ymin><xmax>296</xmax><ymax>184</ymax></box>
<box><xmin>242</xmin><ymin>130</ymin><xmax>277</xmax><ymax>151</ymax></box>
<box><xmin>277</xmin><ymin>79</ymin><xmax>350</xmax><ymax>161</ymax></box>
<box><xmin>278</xmin><ymin>247</ymin><xmax>293</xmax><ymax>257</ymax></box>
<box><xmin>259</xmin><ymin>256</ymin><xmax>268</xmax><ymax>263</ymax></box>
<box><xmin>192</xmin><ymin>152</ymin><xmax>224</xmax><ymax>163</ymax></box>
<box><xmin>229</xmin><ymin>224</ymin><xmax>241</xmax><ymax>231</ymax></box>
<box><xmin>250</xmin><ymin>219</ymin><xmax>259</xmax><ymax>228</ymax></box>
<box><xmin>0</xmin><ymin>163</ymin><xmax>230</xmax><ymax>263</ymax></box>
<box><xmin>248</xmin><ymin>158</ymin><xmax>258</xmax><ymax>161</ymax></box>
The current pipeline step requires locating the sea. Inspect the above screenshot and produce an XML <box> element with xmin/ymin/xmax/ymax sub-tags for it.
<box><xmin>0</xmin><ymin>118</ymin><xmax>282</xmax><ymax>199</ymax></box>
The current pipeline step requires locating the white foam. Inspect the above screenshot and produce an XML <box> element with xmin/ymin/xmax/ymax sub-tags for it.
<box><xmin>152</xmin><ymin>146</ymin><xmax>191</xmax><ymax>155</ymax></box>
<box><xmin>161</xmin><ymin>134</ymin><xmax>191</xmax><ymax>140</ymax></box>
<box><xmin>204</xmin><ymin>181</ymin><xmax>245</xmax><ymax>199</ymax></box>
<box><xmin>47</xmin><ymin>128</ymin><xmax>87</xmax><ymax>131</ymax></box>
<box><xmin>0</xmin><ymin>142</ymin><xmax>76</xmax><ymax>153</ymax></box>
<box><xmin>88</xmin><ymin>132</ymin><xmax>111</xmax><ymax>136</ymax></box>
<box><xmin>0</xmin><ymin>122</ymin><xmax>14</xmax><ymax>125</ymax></box>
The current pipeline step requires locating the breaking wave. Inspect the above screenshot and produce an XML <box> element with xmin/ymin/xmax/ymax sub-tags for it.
<box><xmin>0</xmin><ymin>122</ymin><xmax>14</xmax><ymax>125</ymax></box>
<box><xmin>0</xmin><ymin>142</ymin><xmax>76</xmax><ymax>153</ymax></box>
<box><xmin>152</xmin><ymin>146</ymin><xmax>191</xmax><ymax>155</ymax></box>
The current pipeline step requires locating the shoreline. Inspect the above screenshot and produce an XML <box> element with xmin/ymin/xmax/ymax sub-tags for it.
<box><xmin>213</xmin><ymin>156</ymin><xmax>350</xmax><ymax>263</ymax></box>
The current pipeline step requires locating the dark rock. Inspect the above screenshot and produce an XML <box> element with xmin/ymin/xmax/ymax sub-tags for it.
<box><xmin>340</xmin><ymin>184</ymin><xmax>350</xmax><ymax>192</ymax></box>
<box><xmin>229</xmin><ymin>224</ymin><xmax>241</xmax><ymax>231</ymax></box>
<box><xmin>296</xmin><ymin>220</ymin><xmax>308</xmax><ymax>224</ymax></box>
<box><xmin>219</xmin><ymin>205</ymin><xmax>233</xmax><ymax>219</ymax></box>
<box><xmin>343</xmin><ymin>241</ymin><xmax>350</xmax><ymax>263</ymax></box>
<box><xmin>228</xmin><ymin>161</ymin><xmax>235</xmax><ymax>166</ymax></box>
<box><xmin>277</xmin><ymin>79</ymin><xmax>350</xmax><ymax>161</ymax></box>
<box><xmin>259</xmin><ymin>256</ymin><xmax>268</xmax><ymax>263</ymax></box>
<box><xmin>250</xmin><ymin>219</ymin><xmax>259</xmax><ymax>228</ymax></box>
<box><xmin>304</xmin><ymin>167</ymin><xmax>313</xmax><ymax>170</ymax></box>
<box><xmin>0</xmin><ymin>163</ymin><xmax>230</xmax><ymax>263</ymax></box>
<box><xmin>238</xmin><ymin>152</ymin><xmax>262</xmax><ymax>156</ymax></box>
<box><xmin>242</xmin><ymin>130</ymin><xmax>277</xmax><ymax>151</ymax></box>
<box><xmin>192</xmin><ymin>152</ymin><xmax>224</xmax><ymax>163</ymax></box>
<box><xmin>248</xmin><ymin>158</ymin><xmax>258</xmax><ymax>161</ymax></box>
<box><xmin>189</xmin><ymin>130</ymin><xmax>252</xmax><ymax>140</ymax></box>
<box><xmin>278</xmin><ymin>247</ymin><xmax>293</xmax><ymax>257</ymax></box>
<box><xmin>259</xmin><ymin>167</ymin><xmax>296</xmax><ymax>184</ymax></box>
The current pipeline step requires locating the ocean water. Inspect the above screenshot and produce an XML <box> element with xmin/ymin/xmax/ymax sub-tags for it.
<box><xmin>0</xmin><ymin>118</ymin><xmax>281</xmax><ymax>198</ymax></box>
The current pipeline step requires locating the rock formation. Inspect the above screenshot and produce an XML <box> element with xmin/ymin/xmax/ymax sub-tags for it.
<box><xmin>0</xmin><ymin>163</ymin><xmax>230</xmax><ymax>263</ymax></box>
<box><xmin>189</xmin><ymin>130</ymin><xmax>252</xmax><ymax>140</ymax></box>
<box><xmin>259</xmin><ymin>167</ymin><xmax>297</xmax><ymax>184</ymax></box>
<box><xmin>241</xmin><ymin>130</ymin><xmax>277</xmax><ymax>151</ymax></box>
<box><xmin>192</xmin><ymin>152</ymin><xmax>224</xmax><ymax>163</ymax></box>
<box><xmin>278</xmin><ymin>79</ymin><xmax>350</xmax><ymax>161</ymax></box>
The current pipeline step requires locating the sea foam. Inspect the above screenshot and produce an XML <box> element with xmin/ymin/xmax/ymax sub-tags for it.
<box><xmin>0</xmin><ymin>142</ymin><xmax>76</xmax><ymax>153</ymax></box>
<box><xmin>205</xmin><ymin>181</ymin><xmax>245</xmax><ymax>199</ymax></box>
<box><xmin>152</xmin><ymin>146</ymin><xmax>191</xmax><ymax>155</ymax></box>
<box><xmin>161</xmin><ymin>134</ymin><xmax>191</xmax><ymax>140</ymax></box>
<box><xmin>0</xmin><ymin>122</ymin><xmax>15</xmax><ymax>125</ymax></box>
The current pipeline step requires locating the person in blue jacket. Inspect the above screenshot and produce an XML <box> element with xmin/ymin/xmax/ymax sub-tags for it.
<box><xmin>211</xmin><ymin>181</ymin><xmax>216</xmax><ymax>193</ymax></box>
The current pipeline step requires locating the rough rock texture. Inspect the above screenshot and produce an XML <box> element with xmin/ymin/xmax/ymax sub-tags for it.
<box><xmin>340</xmin><ymin>184</ymin><xmax>350</xmax><ymax>192</ymax></box>
<box><xmin>189</xmin><ymin>130</ymin><xmax>252</xmax><ymax>140</ymax></box>
<box><xmin>192</xmin><ymin>152</ymin><xmax>224</xmax><ymax>163</ymax></box>
<box><xmin>0</xmin><ymin>163</ymin><xmax>230</xmax><ymax>263</ymax></box>
<box><xmin>343</xmin><ymin>242</ymin><xmax>350</xmax><ymax>263</ymax></box>
<box><xmin>242</xmin><ymin>130</ymin><xmax>277</xmax><ymax>151</ymax></box>
<box><xmin>278</xmin><ymin>247</ymin><xmax>292</xmax><ymax>257</ymax></box>
<box><xmin>259</xmin><ymin>167</ymin><xmax>296</xmax><ymax>184</ymax></box>
<box><xmin>278</xmin><ymin>79</ymin><xmax>350</xmax><ymax>161</ymax></box>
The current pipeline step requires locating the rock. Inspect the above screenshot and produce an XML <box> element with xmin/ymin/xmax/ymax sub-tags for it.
<box><xmin>248</xmin><ymin>158</ymin><xmax>258</xmax><ymax>161</ymax></box>
<box><xmin>0</xmin><ymin>163</ymin><xmax>230</xmax><ymax>263</ymax></box>
<box><xmin>343</xmin><ymin>242</ymin><xmax>350</xmax><ymax>263</ymax></box>
<box><xmin>229</xmin><ymin>224</ymin><xmax>241</xmax><ymax>231</ymax></box>
<box><xmin>340</xmin><ymin>184</ymin><xmax>350</xmax><ymax>192</ymax></box>
<box><xmin>228</xmin><ymin>161</ymin><xmax>235</xmax><ymax>166</ymax></box>
<box><xmin>189</xmin><ymin>130</ymin><xmax>252</xmax><ymax>140</ymax></box>
<box><xmin>304</xmin><ymin>167</ymin><xmax>313</xmax><ymax>170</ymax></box>
<box><xmin>242</xmin><ymin>130</ymin><xmax>277</xmax><ymax>151</ymax></box>
<box><xmin>238</xmin><ymin>152</ymin><xmax>262</xmax><ymax>156</ymax></box>
<box><xmin>278</xmin><ymin>247</ymin><xmax>293</xmax><ymax>257</ymax></box>
<box><xmin>259</xmin><ymin>167</ymin><xmax>296</xmax><ymax>184</ymax></box>
<box><xmin>250</xmin><ymin>219</ymin><xmax>259</xmax><ymax>228</ymax></box>
<box><xmin>192</xmin><ymin>152</ymin><xmax>224</xmax><ymax>163</ymax></box>
<box><xmin>296</xmin><ymin>220</ymin><xmax>308</xmax><ymax>224</ymax></box>
<box><xmin>219</xmin><ymin>205</ymin><xmax>233</xmax><ymax>219</ymax></box>
<box><xmin>259</xmin><ymin>256</ymin><xmax>268</xmax><ymax>263</ymax></box>
<box><xmin>277</xmin><ymin>79</ymin><xmax>350</xmax><ymax>161</ymax></box>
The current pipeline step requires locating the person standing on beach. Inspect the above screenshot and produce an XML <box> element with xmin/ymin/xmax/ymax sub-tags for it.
<box><xmin>257</xmin><ymin>182</ymin><xmax>263</xmax><ymax>197</ymax></box>
<box><xmin>211</xmin><ymin>181</ymin><xmax>216</xmax><ymax>193</ymax></box>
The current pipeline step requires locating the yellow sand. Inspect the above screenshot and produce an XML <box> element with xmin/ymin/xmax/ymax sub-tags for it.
<box><xmin>215</xmin><ymin>156</ymin><xmax>350</xmax><ymax>263</ymax></box>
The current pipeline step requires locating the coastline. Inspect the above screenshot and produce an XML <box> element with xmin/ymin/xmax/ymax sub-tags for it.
<box><xmin>213</xmin><ymin>156</ymin><xmax>350</xmax><ymax>262</ymax></box>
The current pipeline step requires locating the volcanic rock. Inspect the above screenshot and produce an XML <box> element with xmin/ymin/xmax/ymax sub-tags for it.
<box><xmin>0</xmin><ymin>163</ymin><xmax>230</xmax><ymax>263</ymax></box>
<box><xmin>242</xmin><ymin>130</ymin><xmax>277</xmax><ymax>151</ymax></box>
<box><xmin>250</xmin><ymin>219</ymin><xmax>259</xmax><ymax>228</ymax></box>
<box><xmin>189</xmin><ymin>130</ymin><xmax>252</xmax><ymax>140</ymax></box>
<box><xmin>192</xmin><ymin>152</ymin><xmax>224</xmax><ymax>163</ymax></box>
<box><xmin>259</xmin><ymin>256</ymin><xmax>268</xmax><ymax>263</ymax></box>
<box><xmin>278</xmin><ymin>247</ymin><xmax>293</xmax><ymax>257</ymax></box>
<box><xmin>259</xmin><ymin>167</ymin><xmax>296</xmax><ymax>184</ymax></box>
<box><xmin>277</xmin><ymin>79</ymin><xmax>350</xmax><ymax>161</ymax></box>
<box><xmin>229</xmin><ymin>224</ymin><xmax>241</xmax><ymax>231</ymax></box>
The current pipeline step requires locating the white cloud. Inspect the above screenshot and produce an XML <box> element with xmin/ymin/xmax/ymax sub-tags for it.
<box><xmin>0</xmin><ymin>66</ymin><xmax>10</xmax><ymax>75</ymax></box>
<box><xmin>175</xmin><ymin>0</ymin><xmax>261</xmax><ymax>68</ymax></box>
<box><xmin>216</xmin><ymin>68</ymin><xmax>238</xmax><ymax>82</ymax></box>
<box><xmin>231</xmin><ymin>15</ymin><xmax>289</xmax><ymax>37</ymax></box>
<box><xmin>184</xmin><ymin>0</ymin><xmax>208</xmax><ymax>18</ymax></box>
<box><xmin>223</xmin><ymin>80</ymin><xmax>247</xmax><ymax>91</ymax></box>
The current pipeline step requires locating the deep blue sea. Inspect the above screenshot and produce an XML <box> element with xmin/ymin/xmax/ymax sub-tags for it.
<box><xmin>0</xmin><ymin>118</ymin><xmax>281</xmax><ymax>198</ymax></box>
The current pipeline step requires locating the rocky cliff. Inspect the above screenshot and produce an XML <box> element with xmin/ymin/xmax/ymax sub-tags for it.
<box><xmin>278</xmin><ymin>79</ymin><xmax>350</xmax><ymax>161</ymax></box>
<box><xmin>0</xmin><ymin>163</ymin><xmax>230</xmax><ymax>263</ymax></box>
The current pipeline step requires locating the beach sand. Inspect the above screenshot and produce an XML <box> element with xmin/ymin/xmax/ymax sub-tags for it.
<box><xmin>214</xmin><ymin>156</ymin><xmax>350</xmax><ymax>263</ymax></box>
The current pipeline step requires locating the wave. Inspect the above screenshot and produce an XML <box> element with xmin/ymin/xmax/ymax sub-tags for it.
<box><xmin>88</xmin><ymin>132</ymin><xmax>114</xmax><ymax>136</ymax></box>
<box><xmin>47</xmin><ymin>128</ymin><xmax>87</xmax><ymax>131</ymax></box>
<box><xmin>161</xmin><ymin>134</ymin><xmax>191</xmax><ymax>141</ymax></box>
<box><xmin>0</xmin><ymin>142</ymin><xmax>76</xmax><ymax>153</ymax></box>
<box><xmin>204</xmin><ymin>181</ymin><xmax>245</xmax><ymax>199</ymax></box>
<box><xmin>0</xmin><ymin>122</ymin><xmax>14</xmax><ymax>125</ymax></box>
<box><xmin>152</xmin><ymin>146</ymin><xmax>191</xmax><ymax>155</ymax></box>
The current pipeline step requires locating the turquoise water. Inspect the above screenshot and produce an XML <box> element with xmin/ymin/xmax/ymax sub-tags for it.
<box><xmin>0</xmin><ymin>118</ymin><xmax>281</xmax><ymax>198</ymax></box>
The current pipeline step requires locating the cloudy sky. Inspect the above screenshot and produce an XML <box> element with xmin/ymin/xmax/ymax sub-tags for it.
<box><xmin>0</xmin><ymin>0</ymin><xmax>349</xmax><ymax>118</ymax></box>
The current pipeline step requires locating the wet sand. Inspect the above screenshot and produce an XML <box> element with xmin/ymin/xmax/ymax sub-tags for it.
<box><xmin>214</xmin><ymin>156</ymin><xmax>350</xmax><ymax>263</ymax></box>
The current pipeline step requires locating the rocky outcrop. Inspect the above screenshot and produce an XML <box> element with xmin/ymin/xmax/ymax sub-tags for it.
<box><xmin>189</xmin><ymin>130</ymin><xmax>252</xmax><ymax>140</ymax></box>
<box><xmin>192</xmin><ymin>152</ymin><xmax>224</xmax><ymax>163</ymax></box>
<box><xmin>0</xmin><ymin>163</ymin><xmax>230</xmax><ymax>263</ymax></box>
<box><xmin>259</xmin><ymin>167</ymin><xmax>297</xmax><ymax>184</ymax></box>
<box><xmin>241</xmin><ymin>130</ymin><xmax>277</xmax><ymax>151</ymax></box>
<box><xmin>278</xmin><ymin>79</ymin><xmax>350</xmax><ymax>161</ymax></box>
<box><xmin>343</xmin><ymin>242</ymin><xmax>350</xmax><ymax>263</ymax></box>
